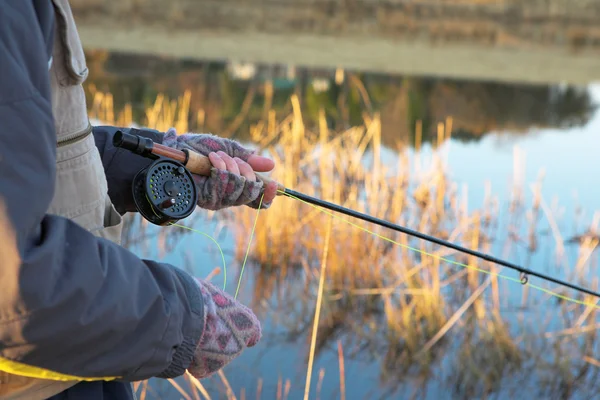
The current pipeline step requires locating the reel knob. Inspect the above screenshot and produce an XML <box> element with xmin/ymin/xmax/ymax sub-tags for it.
<box><xmin>132</xmin><ymin>158</ymin><xmax>197</xmax><ymax>226</ymax></box>
<box><xmin>159</xmin><ymin>198</ymin><xmax>176</xmax><ymax>209</ymax></box>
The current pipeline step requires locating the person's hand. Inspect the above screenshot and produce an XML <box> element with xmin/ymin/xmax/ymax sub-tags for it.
<box><xmin>188</xmin><ymin>278</ymin><xmax>261</xmax><ymax>379</ymax></box>
<box><xmin>162</xmin><ymin>128</ymin><xmax>277</xmax><ymax>210</ymax></box>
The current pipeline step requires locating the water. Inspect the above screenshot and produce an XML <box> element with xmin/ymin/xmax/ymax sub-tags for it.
<box><xmin>87</xmin><ymin>52</ymin><xmax>600</xmax><ymax>399</ymax></box>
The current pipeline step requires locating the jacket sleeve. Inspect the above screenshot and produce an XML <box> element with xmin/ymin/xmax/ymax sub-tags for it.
<box><xmin>92</xmin><ymin>126</ymin><xmax>166</xmax><ymax>215</ymax></box>
<box><xmin>0</xmin><ymin>2</ymin><xmax>204</xmax><ymax>382</ymax></box>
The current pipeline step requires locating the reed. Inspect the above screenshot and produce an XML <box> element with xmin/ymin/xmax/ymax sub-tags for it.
<box><xmin>88</xmin><ymin>84</ymin><xmax>600</xmax><ymax>399</ymax></box>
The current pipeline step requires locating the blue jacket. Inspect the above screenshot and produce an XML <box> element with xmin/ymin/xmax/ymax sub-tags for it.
<box><xmin>0</xmin><ymin>1</ymin><xmax>205</xmax><ymax>397</ymax></box>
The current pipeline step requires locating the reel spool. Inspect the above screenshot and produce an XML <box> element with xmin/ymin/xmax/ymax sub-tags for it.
<box><xmin>132</xmin><ymin>158</ymin><xmax>197</xmax><ymax>225</ymax></box>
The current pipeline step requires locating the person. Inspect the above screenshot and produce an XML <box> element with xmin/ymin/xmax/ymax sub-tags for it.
<box><xmin>0</xmin><ymin>1</ymin><xmax>277</xmax><ymax>399</ymax></box>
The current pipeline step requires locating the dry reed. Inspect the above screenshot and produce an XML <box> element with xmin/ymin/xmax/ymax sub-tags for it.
<box><xmin>89</xmin><ymin>83</ymin><xmax>600</xmax><ymax>399</ymax></box>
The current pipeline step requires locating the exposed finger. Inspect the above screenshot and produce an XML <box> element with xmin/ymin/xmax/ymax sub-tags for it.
<box><xmin>262</xmin><ymin>181</ymin><xmax>278</xmax><ymax>205</ymax></box>
<box><xmin>217</xmin><ymin>151</ymin><xmax>240</xmax><ymax>175</ymax></box>
<box><xmin>246</xmin><ymin>154</ymin><xmax>275</xmax><ymax>172</ymax></box>
<box><xmin>208</xmin><ymin>152</ymin><xmax>226</xmax><ymax>170</ymax></box>
<box><xmin>234</xmin><ymin>157</ymin><xmax>256</xmax><ymax>181</ymax></box>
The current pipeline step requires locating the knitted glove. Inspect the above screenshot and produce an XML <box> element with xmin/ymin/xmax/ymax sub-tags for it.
<box><xmin>162</xmin><ymin>128</ymin><xmax>272</xmax><ymax>210</ymax></box>
<box><xmin>188</xmin><ymin>278</ymin><xmax>262</xmax><ymax>379</ymax></box>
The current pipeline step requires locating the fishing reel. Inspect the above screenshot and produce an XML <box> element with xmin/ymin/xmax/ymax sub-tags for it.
<box><xmin>113</xmin><ymin>129</ymin><xmax>198</xmax><ymax>226</ymax></box>
<box><xmin>132</xmin><ymin>158</ymin><xmax>197</xmax><ymax>225</ymax></box>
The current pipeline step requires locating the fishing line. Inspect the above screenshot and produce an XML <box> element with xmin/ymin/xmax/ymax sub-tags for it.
<box><xmin>234</xmin><ymin>193</ymin><xmax>265</xmax><ymax>299</ymax></box>
<box><xmin>167</xmin><ymin>193</ymin><xmax>265</xmax><ymax>298</ymax></box>
<box><xmin>167</xmin><ymin>189</ymin><xmax>599</xmax><ymax>311</ymax></box>
<box><xmin>168</xmin><ymin>223</ymin><xmax>228</xmax><ymax>291</ymax></box>
<box><xmin>141</xmin><ymin>188</ymin><xmax>229</xmax><ymax>291</ymax></box>
<box><xmin>168</xmin><ymin>189</ymin><xmax>599</xmax><ymax>310</ymax></box>
<box><xmin>111</xmin><ymin>130</ymin><xmax>599</xmax><ymax>308</ymax></box>
<box><xmin>276</xmin><ymin>189</ymin><xmax>600</xmax><ymax>310</ymax></box>
<box><xmin>282</xmin><ymin>189</ymin><xmax>600</xmax><ymax>299</ymax></box>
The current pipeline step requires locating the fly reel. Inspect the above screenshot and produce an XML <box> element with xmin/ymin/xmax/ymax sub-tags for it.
<box><xmin>132</xmin><ymin>158</ymin><xmax>197</xmax><ymax>226</ymax></box>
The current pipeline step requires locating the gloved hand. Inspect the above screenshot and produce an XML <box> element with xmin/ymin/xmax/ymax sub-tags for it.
<box><xmin>188</xmin><ymin>278</ymin><xmax>262</xmax><ymax>379</ymax></box>
<box><xmin>162</xmin><ymin>128</ymin><xmax>277</xmax><ymax>210</ymax></box>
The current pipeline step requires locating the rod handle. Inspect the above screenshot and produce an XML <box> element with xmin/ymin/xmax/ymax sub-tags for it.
<box><xmin>183</xmin><ymin>149</ymin><xmax>285</xmax><ymax>194</ymax></box>
<box><xmin>114</xmin><ymin>130</ymin><xmax>285</xmax><ymax>194</ymax></box>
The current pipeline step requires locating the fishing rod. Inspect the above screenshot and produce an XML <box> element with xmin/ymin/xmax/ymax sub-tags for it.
<box><xmin>113</xmin><ymin>130</ymin><xmax>600</xmax><ymax>300</ymax></box>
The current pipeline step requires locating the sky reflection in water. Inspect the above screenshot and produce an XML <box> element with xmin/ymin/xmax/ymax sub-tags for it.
<box><xmin>123</xmin><ymin>78</ymin><xmax>600</xmax><ymax>399</ymax></box>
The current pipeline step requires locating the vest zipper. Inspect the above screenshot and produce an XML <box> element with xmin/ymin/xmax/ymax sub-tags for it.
<box><xmin>56</xmin><ymin>123</ymin><xmax>92</xmax><ymax>147</ymax></box>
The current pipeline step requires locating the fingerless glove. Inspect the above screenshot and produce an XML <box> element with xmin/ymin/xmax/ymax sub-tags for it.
<box><xmin>162</xmin><ymin>128</ymin><xmax>270</xmax><ymax>210</ymax></box>
<box><xmin>188</xmin><ymin>279</ymin><xmax>262</xmax><ymax>379</ymax></box>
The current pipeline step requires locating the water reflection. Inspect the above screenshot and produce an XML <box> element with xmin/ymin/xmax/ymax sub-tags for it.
<box><xmin>222</xmin><ymin>126</ymin><xmax>599</xmax><ymax>399</ymax></box>
<box><xmin>121</xmin><ymin>121</ymin><xmax>598</xmax><ymax>399</ymax></box>
<box><xmin>89</xmin><ymin>51</ymin><xmax>600</xmax><ymax>399</ymax></box>
<box><xmin>84</xmin><ymin>50</ymin><xmax>596</xmax><ymax>148</ymax></box>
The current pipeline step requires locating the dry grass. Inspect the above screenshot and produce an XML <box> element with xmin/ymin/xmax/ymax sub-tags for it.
<box><xmin>89</xmin><ymin>84</ymin><xmax>600</xmax><ymax>399</ymax></box>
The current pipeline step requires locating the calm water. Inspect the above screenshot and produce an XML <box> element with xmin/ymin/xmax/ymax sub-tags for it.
<box><xmin>88</xmin><ymin>52</ymin><xmax>600</xmax><ymax>399</ymax></box>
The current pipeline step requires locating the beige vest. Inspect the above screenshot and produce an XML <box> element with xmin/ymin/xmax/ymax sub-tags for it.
<box><xmin>0</xmin><ymin>1</ymin><xmax>124</xmax><ymax>398</ymax></box>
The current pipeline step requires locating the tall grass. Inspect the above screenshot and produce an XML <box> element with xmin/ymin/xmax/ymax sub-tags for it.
<box><xmin>88</xmin><ymin>83</ymin><xmax>600</xmax><ymax>399</ymax></box>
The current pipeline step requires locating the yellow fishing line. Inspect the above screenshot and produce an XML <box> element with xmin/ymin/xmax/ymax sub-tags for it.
<box><xmin>234</xmin><ymin>193</ymin><xmax>265</xmax><ymax>300</ymax></box>
<box><xmin>528</xmin><ymin>282</ymin><xmax>600</xmax><ymax>308</ymax></box>
<box><xmin>277</xmin><ymin>189</ymin><xmax>600</xmax><ymax>310</ymax></box>
<box><xmin>145</xmin><ymin>193</ymin><xmax>230</xmax><ymax>288</ymax></box>
<box><xmin>169</xmin><ymin>223</ymin><xmax>228</xmax><ymax>292</ymax></box>
<box><xmin>166</xmin><ymin>193</ymin><xmax>264</xmax><ymax>297</ymax></box>
<box><xmin>161</xmin><ymin>187</ymin><xmax>598</xmax><ymax>311</ymax></box>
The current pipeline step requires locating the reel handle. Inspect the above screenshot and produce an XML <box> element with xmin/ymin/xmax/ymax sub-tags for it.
<box><xmin>114</xmin><ymin>130</ymin><xmax>285</xmax><ymax>194</ymax></box>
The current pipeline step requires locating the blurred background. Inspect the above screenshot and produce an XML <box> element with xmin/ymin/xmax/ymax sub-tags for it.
<box><xmin>73</xmin><ymin>1</ymin><xmax>600</xmax><ymax>399</ymax></box>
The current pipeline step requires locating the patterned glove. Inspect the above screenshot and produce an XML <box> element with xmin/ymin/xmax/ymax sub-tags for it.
<box><xmin>188</xmin><ymin>278</ymin><xmax>262</xmax><ymax>379</ymax></box>
<box><xmin>162</xmin><ymin>128</ymin><xmax>271</xmax><ymax>210</ymax></box>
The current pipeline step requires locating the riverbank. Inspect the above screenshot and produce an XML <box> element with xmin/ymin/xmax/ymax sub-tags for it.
<box><xmin>73</xmin><ymin>0</ymin><xmax>600</xmax><ymax>84</ymax></box>
<box><xmin>77</xmin><ymin>26</ymin><xmax>600</xmax><ymax>85</ymax></box>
